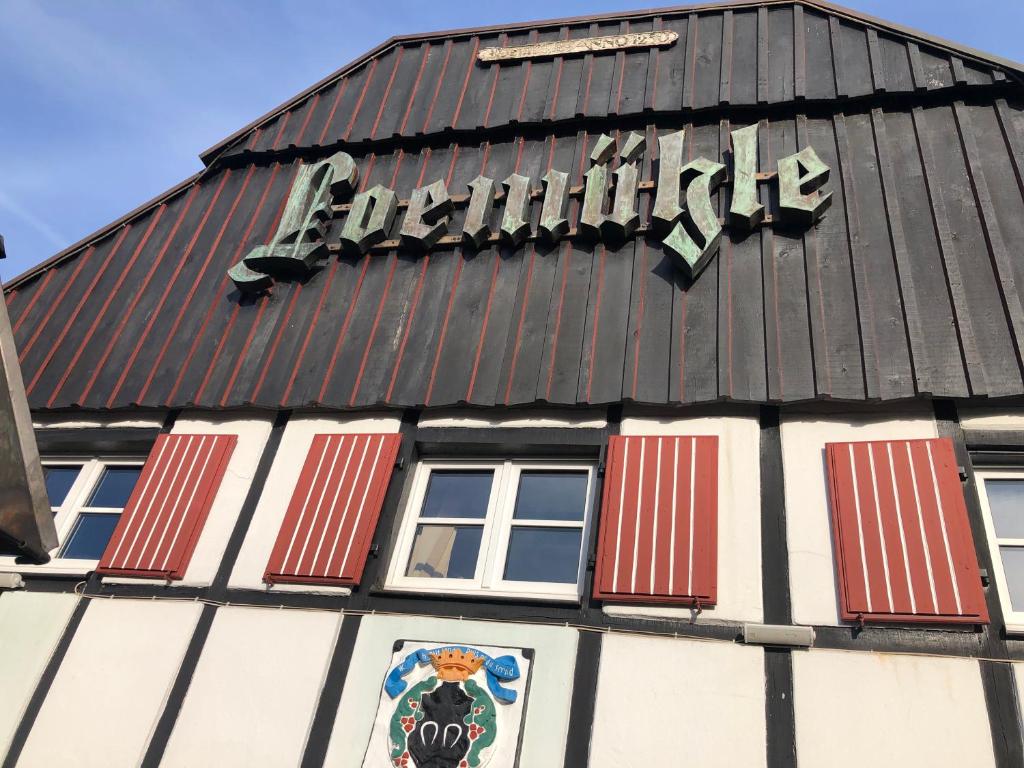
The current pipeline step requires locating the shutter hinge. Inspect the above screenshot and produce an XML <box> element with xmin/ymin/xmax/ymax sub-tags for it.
<box><xmin>368</xmin><ymin>543</ymin><xmax>380</xmax><ymax>559</ymax></box>
<box><xmin>597</xmin><ymin>463</ymin><xmax>606</xmax><ymax>477</ymax></box>
<box><xmin>395</xmin><ymin>456</ymin><xmax>405</xmax><ymax>471</ymax></box>
<box><xmin>980</xmin><ymin>568</ymin><xmax>990</xmax><ymax>587</ymax></box>
<box><xmin>958</xmin><ymin>465</ymin><xmax>968</xmax><ymax>482</ymax></box>
<box><xmin>587</xmin><ymin>556</ymin><xmax>597</xmax><ymax>570</ymax></box>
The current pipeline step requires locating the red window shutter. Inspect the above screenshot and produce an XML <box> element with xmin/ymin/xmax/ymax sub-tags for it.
<box><xmin>593</xmin><ymin>435</ymin><xmax>718</xmax><ymax>605</ymax></box>
<box><xmin>97</xmin><ymin>433</ymin><xmax>237</xmax><ymax>579</ymax></box>
<box><xmin>826</xmin><ymin>438</ymin><xmax>988</xmax><ymax>624</ymax></box>
<box><xmin>264</xmin><ymin>433</ymin><xmax>402</xmax><ymax>586</ymax></box>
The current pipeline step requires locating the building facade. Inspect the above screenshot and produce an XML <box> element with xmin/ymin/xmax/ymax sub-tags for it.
<box><xmin>3</xmin><ymin>1</ymin><xmax>1024</xmax><ymax>765</ymax></box>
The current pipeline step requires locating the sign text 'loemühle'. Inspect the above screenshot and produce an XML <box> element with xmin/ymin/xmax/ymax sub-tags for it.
<box><xmin>227</xmin><ymin>126</ymin><xmax>832</xmax><ymax>294</ymax></box>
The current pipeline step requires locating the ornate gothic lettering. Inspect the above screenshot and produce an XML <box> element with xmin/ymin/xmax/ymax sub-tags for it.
<box><xmin>400</xmin><ymin>179</ymin><xmax>455</xmax><ymax>249</ymax></box>
<box><xmin>227</xmin><ymin>128</ymin><xmax>833</xmax><ymax>297</ymax></box>
<box><xmin>602</xmin><ymin>131</ymin><xmax>645</xmax><ymax>241</ymax></box>
<box><xmin>500</xmin><ymin>173</ymin><xmax>532</xmax><ymax>247</ymax></box>
<box><xmin>228</xmin><ymin>151</ymin><xmax>358</xmax><ymax>293</ymax></box>
<box><xmin>538</xmin><ymin>169</ymin><xmax>570</xmax><ymax>243</ymax></box>
<box><xmin>663</xmin><ymin>157</ymin><xmax>727</xmax><ymax>280</ymax></box>
<box><xmin>339</xmin><ymin>184</ymin><xmax>398</xmax><ymax>255</ymax></box>
<box><xmin>579</xmin><ymin>134</ymin><xmax>615</xmax><ymax>240</ymax></box>
<box><xmin>462</xmin><ymin>175</ymin><xmax>496</xmax><ymax>249</ymax></box>
<box><xmin>778</xmin><ymin>145</ymin><xmax>833</xmax><ymax>225</ymax></box>
<box><xmin>729</xmin><ymin>123</ymin><xmax>764</xmax><ymax>230</ymax></box>
<box><xmin>478</xmin><ymin>30</ymin><xmax>679</xmax><ymax>62</ymax></box>
<box><xmin>651</xmin><ymin>129</ymin><xmax>686</xmax><ymax>233</ymax></box>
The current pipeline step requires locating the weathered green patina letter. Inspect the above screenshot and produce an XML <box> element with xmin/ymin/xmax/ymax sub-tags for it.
<box><xmin>340</xmin><ymin>184</ymin><xmax>398</xmax><ymax>255</ymax></box>
<box><xmin>662</xmin><ymin>157</ymin><xmax>726</xmax><ymax>280</ymax></box>
<box><xmin>538</xmin><ymin>169</ymin><xmax>569</xmax><ymax>243</ymax></box>
<box><xmin>579</xmin><ymin>134</ymin><xmax>615</xmax><ymax>240</ymax></box>
<box><xmin>462</xmin><ymin>175</ymin><xmax>496</xmax><ymax>249</ymax></box>
<box><xmin>500</xmin><ymin>173</ymin><xmax>532</xmax><ymax>247</ymax></box>
<box><xmin>602</xmin><ymin>131</ymin><xmax>645</xmax><ymax>242</ymax></box>
<box><xmin>729</xmin><ymin>124</ymin><xmax>763</xmax><ymax>230</ymax></box>
<box><xmin>777</xmin><ymin>146</ymin><xmax>832</xmax><ymax>225</ymax></box>
<box><xmin>651</xmin><ymin>129</ymin><xmax>685</xmax><ymax>233</ymax></box>
<box><xmin>229</xmin><ymin>152</ymin><xmax>358</xmax><ymax>292</ymax></box>
<box><xmin>400</xmin><ymin>179</ymin><xmax>455</xmax><ymax>249</ymax></box>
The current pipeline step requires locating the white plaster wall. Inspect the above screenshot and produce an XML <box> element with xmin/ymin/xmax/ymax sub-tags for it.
<box><xmin>604</xmin><ymin>413</ymin><xmax>763</xmax><ymax>623</ymax></box>
<box><xmin>780</xmin><ymin>407</ymin><xmax>938</xmax><ymax>626</ymax></box>
<box><xmin>18</xmin><ymin>598</ymin><xmax>201</xmax><ymax>768</ymax></box>
<box><xmin>161</xmin><ymin>605</ymin><xmax>340</xmax><ymax>768</ymax></box>
<box><xmin>417</xmin><ymin>407</ymin><xmax>607</xmax><ymax>429</ymax></box>
<box><xmin>229</xmin><ymin>413</ymin><xmax>402</xmax><ymax>592</ymax></box>
<box><xmin>102</xmin><ymin>411</ymin><xmax>274</xmax><ymax>587</ymax></box>
<box><xmin>0</xmin><ymin>592</ymin><xmax>78</xmax><ymax>756</ymax></box>
<box><xmin>323</xmin><ymin>615</ymin><xmax>577</xmax><ymax>768</ymax></box>
<box><xmin>793</xmin><ymin>649</ymin><xmax>994</xmax><ymax>767</ymax></box>
<box><xmin>590</xmin><ymin>634</ymin><xmax>766</xmax><ymax>768</ymax></box>
<box><xmin>958</xmin><ymin>406</ymin><xmax>1024</xmax><ymax>432</ymax></box>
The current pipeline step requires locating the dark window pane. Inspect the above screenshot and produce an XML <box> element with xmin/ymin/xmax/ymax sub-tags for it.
<box><xmin>513</xmin><ymin>471</ymin><xmax>588</xmax><ymax>521</ymax></box>
<box><xmin>405</xmin><ymin>524</ymin><xmax>483</xmax><ymax>579</ymax></box>
<box><xmin>60</xmin><ymin>513</ymin><xmax>120</xmax><ymax>560</ymax></box>
<box><xmin>420</xmin><ymin>471</ymin><xmax>493</xmax><ymax>519</ymax></box>
<box><xmin>504</xmin><ymin>527</ymin><xmax>583</xmax><ymax>583</ymax></box>
<box><xmin>987</xmin><ymin>480</ymin><xmax>1024</xmax><ymax>539</ymax></box>
<box><xmin>87</xmin><ymin>467</ymin><xmax>142</xmax><ymax>508</ymax></box>
<box><xmin>1001</xmin><ymin>547</ymin><xmax>1024</xmax><ymax>611</ymax></box>
<box><xmin>43</xmin><ymin>465</ymin><xmax>82</xmax><ymax>507</ymax></box>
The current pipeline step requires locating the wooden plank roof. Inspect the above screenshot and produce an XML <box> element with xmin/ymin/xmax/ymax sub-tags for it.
<box><xmin>5</xmin><ymin>1</ymin><xmax>1024</xmax><ymax>412</ymax></box>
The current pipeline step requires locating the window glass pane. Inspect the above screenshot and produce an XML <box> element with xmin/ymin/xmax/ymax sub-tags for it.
<box><xmin>1001</xmin><ymin>547</ymin><xmax>1024</xmax><ymax>611</ymax></box>
<box><xmin>59</xmin><ymin>513</ymin><xmax>120</xmax><ymax>560</ymax></box>
<box><xmin>513</xmin><ymin>471</ymin><xmax>589</xmax><ymax>521</ymax></box>
<box><xmin>504</xmin><ymin>527</ymin><xmax>583</xmax><ymax>584</ymax></box>
<box><xmin>87</xmin><ymin>467</ymin><xmax>142</xmax><ymax>508</ymax></box>
<box><xmin>43</xmin><ymin>465</ymin><xmax>82</xmax><ymax>507</ymax></box>
<box><xmin>420</xmin><ymin>471</ymin><xmax>493</xmax><ymax>519</ymax></box>
<box><xmin>405</xmin><ymin>524</ymin><xmax>483</xmax><ymax>579</ymax></box>
<box><xmin>987</xmin><ymin>480</ymin><xmax>1024</xmax><ymax>539</ymax></box>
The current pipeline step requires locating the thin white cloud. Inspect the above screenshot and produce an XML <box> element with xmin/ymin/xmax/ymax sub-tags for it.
<box><xmin>0</xmin><ymin>190</ymin><xmax>68</xmax><ymax>251</ymax></box>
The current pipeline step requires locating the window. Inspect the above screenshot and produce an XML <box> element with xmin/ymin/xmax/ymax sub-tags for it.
<box><xmin>0</xmin><ymin>459</ymin><xmax>144</xmax><ymax>569</ymax></box>
<box><xmin>386</xmin><ymin>460</ymin><xmax>596</xmax><ymax>600</ymax></box>
<box><xmin>975</xmin><ymin>470</ymin><xmax>1024</xmax><ymax>629</ymax></box>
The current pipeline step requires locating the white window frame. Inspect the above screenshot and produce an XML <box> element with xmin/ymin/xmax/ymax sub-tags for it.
<box><xmin>0</xmin><ymin>456</ymin><xmax>145</xmax><ymax>576</ymax></box>
<box><xmin>974</xmin><ymin>467</ymin><xmax>1024</xmax><ymax>633</ymax></box>
<box><xmin>385</xmin><ymin>459</ymin><xmax>597</xmax><ymax>602</ymax></box>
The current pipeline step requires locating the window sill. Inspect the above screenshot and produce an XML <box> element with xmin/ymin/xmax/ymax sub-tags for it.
<box><xmin>1003</xmin><ymin>623</ymin><xmax>1024</xmax><ymax>636</ymax></box>
<box><xmin>379</xmin><ymin>583</ymin><xmax>582</xmax><ymax>604</ymax></box>
<box><xmin>263</xmin><ymin>582</ymin><xmax>352</xmax><ymax>596</ymax></box>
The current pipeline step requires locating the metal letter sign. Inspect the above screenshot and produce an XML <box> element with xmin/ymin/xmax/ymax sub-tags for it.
<box><xmin>229</xmin><ymin>152</ymin><xmax>358</xmax><ymax>291</ymax></box>
<box><xmin>227</xmin><ymin>126</ymin><xmax>831</xmax><ymax>293</ymax></box>
<box><xmin>478</xmin><ymin>30</ymin><xmax>679</xmax><ymax>62</ymax></box>
<box><xmin>0</xmin><ymin>239</ymin><xmax>58</xmax><ymax>561</ymax></box>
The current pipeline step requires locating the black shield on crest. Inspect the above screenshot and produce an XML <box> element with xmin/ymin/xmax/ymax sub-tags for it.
<box><xmin>408</xmin><ymin>681</ymin><xmax>474</xmax><ymax>768</ymax></box>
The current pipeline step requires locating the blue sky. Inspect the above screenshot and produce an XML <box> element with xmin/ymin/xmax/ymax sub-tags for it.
<box><xmin>1</xmin><ymin>0</ymin><xmax>1021</xmax><ymax>281</ymax></box>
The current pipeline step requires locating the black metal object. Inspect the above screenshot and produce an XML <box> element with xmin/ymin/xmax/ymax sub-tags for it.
<box><xmin>0</xmin><ymin>250</ymin><xmax>55</xmax><ymax>562</ymax></box>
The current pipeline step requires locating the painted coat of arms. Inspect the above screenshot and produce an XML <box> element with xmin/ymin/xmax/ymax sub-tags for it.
<box><xmin>362</xmin><ymin>641</ymin><xmax>532</xmax><ymax>768</ymax></box>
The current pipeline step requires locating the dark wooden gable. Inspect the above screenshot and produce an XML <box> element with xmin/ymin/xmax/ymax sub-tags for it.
<box><xmin>5</xmin><ymin>1</ymin><xmax>1024</xmax><ymax>412</ymax></box>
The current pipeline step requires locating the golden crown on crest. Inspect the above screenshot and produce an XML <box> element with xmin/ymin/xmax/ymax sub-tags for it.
<box><xmin>428</xmin><ymin>648</ymin><xmax>485</xmax><ymax>682</ymax></box>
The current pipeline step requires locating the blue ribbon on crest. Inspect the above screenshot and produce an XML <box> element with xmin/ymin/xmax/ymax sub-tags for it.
<box><xmin>385</xmin><ymin>644</ymin><xmax>521</xmax><ymax>704</ymax></box>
